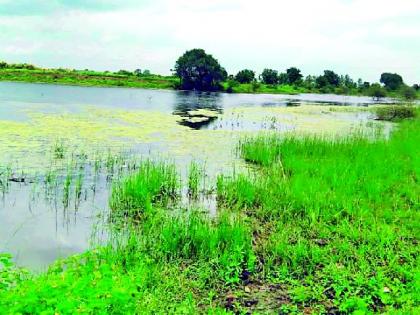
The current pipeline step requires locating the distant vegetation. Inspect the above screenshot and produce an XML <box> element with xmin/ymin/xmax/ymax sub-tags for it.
<box><xmin>1</xmin><ymin>53</ymin><xmax>419</xmax><ymax>100</ymax></box>
<box><xmin>0</xmin><ymin>62</ymin><xmax>178</xmax><ymax>89</ymax></box>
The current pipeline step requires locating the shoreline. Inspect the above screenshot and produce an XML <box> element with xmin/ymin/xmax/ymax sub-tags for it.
<box><xmin>0</xmin><ymin>70</ymin><xmax>396</xmax><ymax>99</ymax></box>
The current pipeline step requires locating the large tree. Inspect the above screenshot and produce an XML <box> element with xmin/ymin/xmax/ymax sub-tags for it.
<box><xmin>380</xmin><ymin>73</ymin><xmax>403</xmax><ymax>90</ymax></box>
<box><xmin>235</xmin><ymin>69</ymin><xmax>255</xmax><ymax>84</ymax></box>
<box><xmin>286</xmin><ymin>67</ymin><xmax>303</xmax><ymax>84</ymax></box>
<box><xmin>174</xmin><ymin>49</ymin><xmax>227</xmax><ymax>91</ymax></box>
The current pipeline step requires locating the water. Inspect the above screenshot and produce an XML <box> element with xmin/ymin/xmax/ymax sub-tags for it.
<box><xmin>0</xmin><ymin>82</ymin><xmax>387</xmax><ymax>270</ymax></box>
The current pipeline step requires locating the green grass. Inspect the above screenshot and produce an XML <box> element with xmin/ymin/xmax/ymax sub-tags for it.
<box><xmin>0</xmin><ymin>111</ymin><xmax>419</xmax><ymax>313</ymax></box>
<box><xmin>188</xmin><ymin>161</ymin><xmax>204</xmax><ymax>198</ymax></box>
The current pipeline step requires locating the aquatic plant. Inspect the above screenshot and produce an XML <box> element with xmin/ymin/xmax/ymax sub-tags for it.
<box><xmin>110</xmin><ymin>160</ymin><xmax>179</xmax><ymax>219</ymax></box>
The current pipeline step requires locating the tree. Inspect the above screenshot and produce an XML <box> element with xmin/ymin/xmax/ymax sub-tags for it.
<box><xmin>304</xmin><ymin>75</ymin><xmax>316</xmax><ymax>89</ymax></box>
<box><xmin>286</xmin><ymin>67</ymin><xmax>303</xmax><ymax>84</ymax></box>
<box><xmin>413</xmin><ymin>84</ymin><xmax>419</xmax><ymax>91</ymax></box>
<box><xmin>315</xmin><ymin>70</ymin><xmax>340</xmax><ymax>88</ymax></box>
<box><xmin>341</xmin><ymin>74</ymin><xmax>356</xmax><ymax>89</ymax></box>
<box><xmin>260</xmin><ymin>69</ymin><xmax>279</xmax><ymax>85</ymax></box>
<box><xmin>315</xmin><ymin>75</ymin><xmax>328</xmax><ymax>88</ymax></box>
<box><xmin>235</xmin><ymin>69</ymin><xmax>255</xmax><ymax>84</ymax></box>
<box><xmin>323</xmin><ymin>70</ymin><xmax>340</xmax><ymax>86</ymax></box>
<box><xmin>368</xmin><ymin>83</ymin><xmax>387</xmax><ymax>100</ymax></box>
<box><xmin>134</xmin><ymin>69</ymin><xmax>142</xmax><ymax>76</ymax></box>
<box><xmin>0</xmin><ymin>61</ymin><xmax>7</xmax><ymax>69</ymax></box>
<box><xmin>174</xmin><ymin>49</ymin><xmax>227</xmax><ymax>91</ymax></box>
<box><xmin>278</xmin><ymin>72</ymin><xmax>288</xmax><ymax>85</ymax></box>
<box><xmin>380</xmin><ymin>73</ymin><xmax>403</xmax><ymax>90</ymax></box>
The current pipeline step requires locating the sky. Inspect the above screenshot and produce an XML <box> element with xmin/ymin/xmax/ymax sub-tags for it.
<box><xmin>0</xmin><ymin>0</ymin><xmax>419</xmax><ymax>84</ymax></box>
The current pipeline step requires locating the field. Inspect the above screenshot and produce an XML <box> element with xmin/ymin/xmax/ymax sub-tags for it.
<box><xmin>0</xmin><ymin>107</ymin><xmax>418</xmax><ymax>314</ymax></box>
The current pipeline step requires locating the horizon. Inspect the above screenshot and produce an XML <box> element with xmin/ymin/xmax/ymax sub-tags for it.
<box><xmin>0</xmin><ymin>0</ymin><xmax>419</xmax><ymax>84</ymax></box>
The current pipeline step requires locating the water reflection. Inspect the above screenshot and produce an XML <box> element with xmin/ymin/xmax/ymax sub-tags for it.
<box><xmin>173</xmin><ymin>91</ymin><xmax>223</xmax><ymax>129</ymax></box>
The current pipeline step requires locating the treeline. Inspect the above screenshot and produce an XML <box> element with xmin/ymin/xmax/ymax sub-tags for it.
<box><xmin>0</xmin><ymin>61</ymin><xmax>38</xmax><ymax>70</ymax></box>
<box><xmin>227</xmin><ymin>68</ymin><xmax>418</xmax><ymax>100</ymax></box>
<box><xmin>2</xmin><ymin>52</ymin><xmax>419</xmax><ymax>99</ymax></box>
<box><xmin>174</xmin><ymin>49</ymin><xmax>419</xmax><ymax>100</ymax></box>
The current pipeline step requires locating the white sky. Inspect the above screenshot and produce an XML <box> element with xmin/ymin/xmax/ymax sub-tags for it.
<box><xmin>0</xmin><ymin>0</ymin><xmax>419</xmax><ymax>83</ymax></box>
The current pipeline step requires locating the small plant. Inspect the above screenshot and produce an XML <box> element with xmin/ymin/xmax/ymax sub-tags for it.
<box><xmin>74</xmin><ymin>172</ymin><xmax>83</xmax><ymax>203</ymax></box>
<box><xmin>63</xmin><ymin>168</ymin><xmax>72</xmax><ymax>208</ymax></box>
<box><xmin>0</xmin><ymin>254</ymin><xmax>28</xmax><ymax>291</ymax></box>
<box><xmin>53</xmin><ymin>142</ymin><xmax>66</xmax><ymax>159</ymax></box>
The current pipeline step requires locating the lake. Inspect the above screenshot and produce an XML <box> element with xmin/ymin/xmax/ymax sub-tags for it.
<box><xmin>0</xmin><ymin>82</ymin><xmax>388</xmax><ymax>270</ymax></box>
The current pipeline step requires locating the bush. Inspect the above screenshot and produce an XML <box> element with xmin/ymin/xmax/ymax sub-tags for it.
<box><xmin>375</xmin><ymin>105</ymin><xmax>416</xmax><ymax>121</ymax></box>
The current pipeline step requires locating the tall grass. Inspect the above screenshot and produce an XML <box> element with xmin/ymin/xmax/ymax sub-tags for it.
<box><xmin>109</xmin><ymin>160</ymin><xmax>179</xmax><ymax>219</ymax></box>
<box><xmin>217</xmin><ymin>111</ymin><xmax>420</xmax><ymax>312</ymax></box>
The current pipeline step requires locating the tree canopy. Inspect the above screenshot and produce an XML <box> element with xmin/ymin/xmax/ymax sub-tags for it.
<box><xmin>174</xmin><ymin>49</ymin><xmax>227</xmax><ymax>91</ymax></box>
<box><xmin>380</xmin><ymin>73</ymin><xmax>403</xmax><ymax>90</ymax></box>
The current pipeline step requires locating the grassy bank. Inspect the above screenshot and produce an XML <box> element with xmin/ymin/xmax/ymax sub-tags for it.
<box><xmin>0</xmin><ymin>111</ymin><xmax>419</xmax><ymax>314</ymax></box>
<box><xmin>0</xmin><ymin>68</ymin><xmax>179</xmax><ymax>89</ymax></box>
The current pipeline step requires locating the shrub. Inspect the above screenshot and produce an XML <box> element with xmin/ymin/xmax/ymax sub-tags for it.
<box><xmin>375</xmin><ymin>105</ymin><xmax>416</xmax><ymax>121</ymax></box>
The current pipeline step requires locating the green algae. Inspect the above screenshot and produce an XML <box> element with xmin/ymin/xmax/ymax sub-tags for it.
<box><xmin>0</xmin><ymin>104</ymin><xmax>387</xmax><ymax>174</ymax></box>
